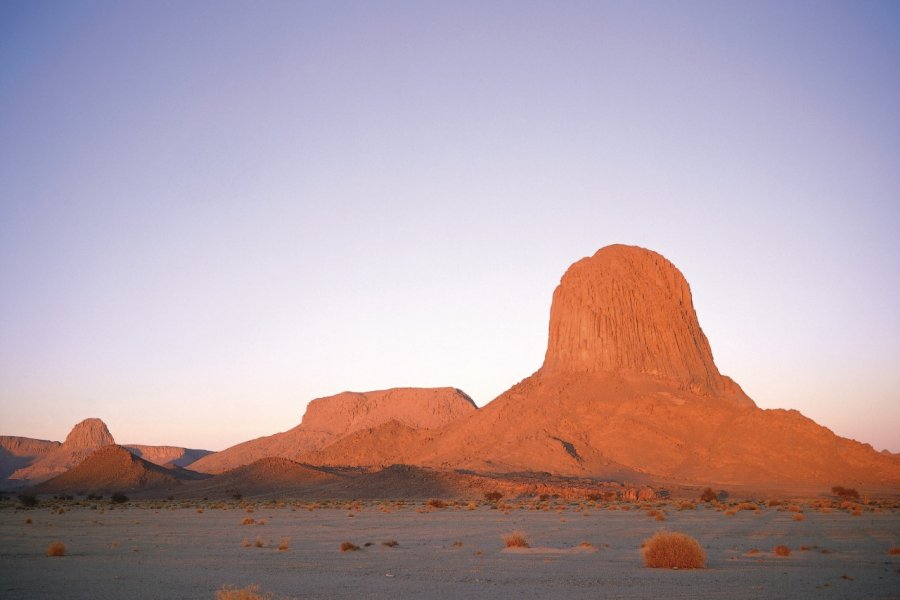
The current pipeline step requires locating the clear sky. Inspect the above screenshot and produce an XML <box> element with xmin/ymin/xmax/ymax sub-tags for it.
<box><xmin>1</xmin><ymin>1</ymin><xmax>898</xmax><ymax>453</ymax></box>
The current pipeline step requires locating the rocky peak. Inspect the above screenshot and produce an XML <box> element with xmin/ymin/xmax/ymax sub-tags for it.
<box><xmin>62</xmin><ymin>418</ymin><xmax>115</xmax><ymax>450</ymax></box>
<box><xmin>542</xmin><ymin>244</ymin><xmax>724</xmax><ymax>395</ymax></box>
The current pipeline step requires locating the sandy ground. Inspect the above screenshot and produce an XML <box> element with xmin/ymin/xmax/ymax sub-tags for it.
<box><xmin>1</xmin><ymin>500</ymin><xmax>898</xmax><ymax>599</ymax></box>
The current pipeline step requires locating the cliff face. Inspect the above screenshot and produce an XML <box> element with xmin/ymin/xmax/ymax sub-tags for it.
<box><xmin>542</xmin><ymin>245</ymin><xmax>729</xmax><ymax>397</ymax></box>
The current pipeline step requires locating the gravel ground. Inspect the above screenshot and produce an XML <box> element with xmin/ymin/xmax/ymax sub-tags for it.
<box><xmin>1</xmin><ymin>500</ymin><xmax>898</xmax><ymax>599</ymax></box>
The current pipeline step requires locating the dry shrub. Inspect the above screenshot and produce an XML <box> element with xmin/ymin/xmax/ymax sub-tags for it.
<box><xmin>216</xmin><ymin>584</ymin><xmax>274</xmax><ymax>600</ymax></box>
<box><xmin>851</xmin><ymin>508</ymin><xmax>862</xmax><ymax>516</ymax></box>
<box><xmin>831</xmin><ymin>486</ymin><xmax>860</xmax><ymax>500</ymax></box>
<box><xmin>774</xmin><ymin>545</ymin><xmax>791</xmax><ymax>557</ymax></box>
<box><xmin>736</xmin><ymin>502</ymin><xmax>759</xmax><ymax>512</ymax></box>
<box><xmin>256</xmin><ymin>519</ymin><xmax>266</xmax><ymax>526</ymax></box>
<box><xmin>767</xmin><ymin>499</ymin><xmax>782</xmax><ymax>507</ymax></box>
<box><xmin>655</xmin><ymin>512</ymin><xmax>666</xmax><ymax>521</ymax></box>
<box><xmin>700</xmin><ymin>488</ymin><xmax>717</xmax><ymax>503</ymax></box>
<box><xmin>888</xmin><ymin>546</ymin><xmax>900</xmax><ymax>555</ymax></box>
<box><xmin>277</xmin><ymin>538</ymin><xmax>289</xmax><ymax>552</ymax></box>
<box><xmin>46</xmin><ymin>541</ymin><xmax>66</xmax><ymax>557</ymax></box>
<box><xmin>793</xmin><ymin>513</ymin><xmax>805</xmax><ymax>521</ymax></box>
<box><xmin>503</xmin><ymin>531</ymin><xmax>529</xmax><ymax>548</ymax></box>
<box><xmin>241</xmin><ymin>538</ymin><xmax>251</xmax><ymax>547</ymax></box>
<box><xmin>382</xmin><ymin>540</ymin><xmax>399</xmax><ymax>548</ymax></box>
<box><xmin>241</xmin><ymin>517</ymin><xmax>255</xmax><ymax>525</ymax></box>
<box><xmin>25</xmin><ymin>517</ymin><xmax>32</xmax><ymax>524</ymax></box>
<box><xmin>677</xmin><ymin>501</ymin><xmax>695</xmax><ymax>511</ymax></box>
<box><xmin>427</xmin><ymin>499</ymin><xmax>447</xmax><ymax>509</ymax></box>
<box><xmin>642</xmin><ymin>531</ymin><xmax>706</xmax><ymax>569</ymax></box>
<box><xmin>340</xmin><ymin>542</ymin><xmax>360</xmax><ymax>552</ymax></box>
<box><xmin>787</xmin><ymin>505</ymin><xmax>802</xmax><ymax>513</ymax></box>
<box><xmin>254</xmin><ymin>536</ymin><xmax>265</xmax><ymax>548</ymax></box>
<box><xmin>724</xmin><ymin>509</ymin><xmax>736</xmax><ymax>516</ymax></box>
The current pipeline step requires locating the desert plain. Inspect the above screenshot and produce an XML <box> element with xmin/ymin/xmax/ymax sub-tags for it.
<box><xmin>2</xmin><ymin>495</ymin><xmax>899</xmax><ymax>600</ymax></box>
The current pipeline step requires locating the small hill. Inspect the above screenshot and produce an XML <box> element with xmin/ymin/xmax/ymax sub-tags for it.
<box><xmin>32</xmin><ymin>445</ymin><xmax>197</xmax><ymax>494</ymax></box>
<box><xmin>190</xmin><ymin>387</ymin><xmax>476</xmax><ymax>473</ymax></box>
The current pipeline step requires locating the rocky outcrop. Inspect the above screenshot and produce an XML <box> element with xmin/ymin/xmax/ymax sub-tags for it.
<box><xmin>9</xmin><ymin>418</ymin><xmax>116</xmax><ymax>486</ymax></box>
<box><xmin>406</xmin><ymin>244</ymin><xmax>899</xmax><ymax>490</ymax></box>
<box><xmin>61</xmin><ymin>418</ymin><xmax>115</xmax><ymax>450</ymax></box>
<box><xmin>543</xmin><ymin>245</ymin><xmax>744</xmax><ymax>399</ymax></box>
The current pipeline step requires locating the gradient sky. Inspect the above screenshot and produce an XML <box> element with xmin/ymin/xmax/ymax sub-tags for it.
<box><xmin>2</xmin><ymin>1</ymin><xmax>898</xmax><ymax>453</ymax></box>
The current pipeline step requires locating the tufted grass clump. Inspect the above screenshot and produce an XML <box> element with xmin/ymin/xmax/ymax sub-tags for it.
<box><xmin>46</xmin><ymin>540</ymin><xmax>66</xmax><ymax>557</ymax></box>
<box><xmin>503</xmin><ymin>531</ymin><xmax>529</xmax><ymax>548</ymax></box>
<box><xmin>642</xmin><ymin>531</ymin><xmax>706</xmax><ymax>569</ymax></box>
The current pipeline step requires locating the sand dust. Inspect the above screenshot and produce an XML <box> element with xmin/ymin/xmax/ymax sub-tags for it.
<box><xmin>2</xmin><ymin>500</ymin><xmax>898</xmax><ymax>599</ymax></box>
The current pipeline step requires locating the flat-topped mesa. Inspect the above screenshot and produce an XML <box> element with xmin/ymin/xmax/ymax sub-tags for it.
<box><xmin>62</xmin><ymin>418</ymin><xmax>115</xmax><ymax>450</ymax></box>
<box><xmin>300</xmin><ymin>387</ymin><xmax>477</xmax><ymax>436</ymax></box>
<box><xmin>542</xmin><ymin>244</ymin><xmax>726</xmax><ymax>396</ymax></box>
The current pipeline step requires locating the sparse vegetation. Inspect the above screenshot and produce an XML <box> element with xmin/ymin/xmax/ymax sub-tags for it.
<box><xmin>642</xmin><ymin>531</ymin><xmax>706</xmax><ymax>569</ymax></box>
<box><xmin>254</xmin><ymin>536</ymin><xmax>265</xmax><ymax>548</ymax></box>
<box><xmin>700</xmin><ymin>488</ymin><xmax>717</xmax><ymax>503</ymax></box>
<box><xmin>503</xmin><ymin>531</ymin><xmax>529</xmax><ymax>548</ymax></box>
<box><xmin>340</xmin><ymin>542</ymin><xmax>360</xmax><ymax>552</ymax></box>
<box><xmin>241</xmin><ymin>517</ymin><xmax>255</xmax><ymax>525</ymax></box>
<box><xmin>427</xmin><ymin>499</ymin><xmax>447</xmax><ymax>509</ymax></box>
<box><xmin>18</xmin><ymin>494</ymin><xmax>38</xmax><ymax>508</ymax></box>
<box><xmin>793</xmin><ymin>513</ymin><xmax>805</xmax><ymax>521</ymax></box>
<box><xmin>774</xmin><ymin>545</ymin><xmax>791</xmax><ymax>557</ymax></box>
<box><xmin>111</xmin><ymin>492</ymin><xmax>129</xmax><ymax>504</ymax></box>
<box><xmin>831</xmin><ymin>486</ymin><xmax>860</xmax><ymax>500</ymax></box>
<box><xmin>382</xmin><ymin>540</ymin><xmax>399</xmax><ymax>547</ymax></box>
<box><xmin>216</xmin><ymin>584</ymin><xmax>274</xmax><ymax>600</ymax></box>
<box><xmin>888</xmin><ymin>546</ymin><xmax>900</xmax><ymax>555</ymax></box>
<box><xmin>277</xmin><ymin>538</ymin><xmax>289</xmax><ymax>552</ymax></box>
<box><xmin>484</xmin><ymin>491</ymin><xmax>503</xmax><ymax>502</ymax></box>
<box><xmin>46</xmin><ymin>540</ymin><xmax>66</xmax><ymax>557</ymax></box>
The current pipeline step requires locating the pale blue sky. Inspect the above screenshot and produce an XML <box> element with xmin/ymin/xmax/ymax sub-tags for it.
<box><xmin>2</xmin><ymin>1</ymin><xmax>898</xmax><ymax>452</ymax></box>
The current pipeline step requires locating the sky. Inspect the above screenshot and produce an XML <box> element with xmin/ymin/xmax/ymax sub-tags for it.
<box><xmin>1</xmin><ymin>1</ymin><xmax>898</xmax><ymax>453</ymax></box>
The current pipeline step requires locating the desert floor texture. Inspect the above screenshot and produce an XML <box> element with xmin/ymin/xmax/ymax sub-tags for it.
<box><xmin>2</xmin><ymin>499</ymin><xmax>898</xmax><ymax>599</ymax></box>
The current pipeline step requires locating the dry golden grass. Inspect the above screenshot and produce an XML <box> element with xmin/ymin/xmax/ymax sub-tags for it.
<box><xmin>793</xmin><ymin>513</ymin><xmax>805</xmax><ymax>521</ymax></box>
<box><xmin>340</xmin><ymin>541</ymin><xmax>360</xmax><ymax>552</ymax></box>
<box><xmin>427</xmin><ymin>498</ymin><xmax>447</xmax><ymax>509</ymax></box>
<box><xmin>216</xmin><ymin>584</ymin><xmax>274</xmax><ymax>600</ymax></box>
<box><xmin>677</xmin><ymin>501</ymin><xmax>695</xmax><ymax>511</ymax></box>
<box><xmin>503</xmin><ymin>531</ymin><xmax>529</xmax><ymax>548</ymax></box>
<box><xmin>277</xmin><ymin>538</ymin><xmax>289</xmax><ymax>552</ymax></box>
<box><xmin>736</xmin><ymin>502</ymin><xmax>759</xmax><ymax>512</ymax></box>
<box><xmin>241</xmin><ymin>517</ymin><xmax>255</xmax><ymax>525</ymax></box>
<box><xmin>641</xmin><ymin>531</ymin><xmax>706</xmax><ymax>569</ymax></box>
<box><xmin>46</xmin><ymin>540</ymin><xmax>66</xmax><ymax>557</ymax></box>
<box><xmin>774</xmin><ymin>545</ymin><xmax>791</xmax><ymax>557</ymax></box>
